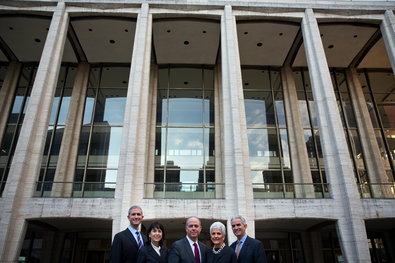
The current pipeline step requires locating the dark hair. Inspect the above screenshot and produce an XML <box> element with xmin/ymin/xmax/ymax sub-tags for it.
<box><xmin>147</xmin><ymin>222</ymin><xmax>165</xmax><ymax>246</ymax></box>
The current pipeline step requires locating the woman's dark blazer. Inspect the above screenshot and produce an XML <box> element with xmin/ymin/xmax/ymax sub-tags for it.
<box><xmin>136</xmin><ymin>243</ymin><xmax>169</xmax><ymax>263</ymax></box>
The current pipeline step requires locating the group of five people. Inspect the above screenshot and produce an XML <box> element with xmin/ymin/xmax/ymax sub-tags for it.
<box><xmin>109</xmin><ymin>205</ymin><xmax>267</xmax><ymax>263</ymax></box>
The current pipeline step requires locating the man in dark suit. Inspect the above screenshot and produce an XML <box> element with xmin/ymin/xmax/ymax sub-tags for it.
<box><xmin>230</xmin><ymin>215</ymin><xmax>267</xmax><ymax>263</ymax></box>
<box><xmin>168</xmin><ymin>216</ymin><xmax>208</xmax><ymax>263</ymax></box>
<box><xmin>109</xmin><ymin>205</ymin><xmax>148</xmax><ymax>263</ymax></box>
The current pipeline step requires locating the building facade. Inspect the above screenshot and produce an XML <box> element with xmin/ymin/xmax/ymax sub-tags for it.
<box><xmin>0</xmin><ymin>0</ymin><xmax>394</xmax><ymax>262</ymax></box>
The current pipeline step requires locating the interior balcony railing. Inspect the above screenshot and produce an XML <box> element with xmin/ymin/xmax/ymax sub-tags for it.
<box><xmin>34</xmin><ymin>181</ymin><xmax>116</xmax><ymax>198</ymax></box>
<box><xmin>144</xmin><ymin>182</ymin><xmax>225</xmax><ymax>199</ymax></box>
<box><xmin>252</xmin><ymin>183</ymin><xmax>330</xmax><ymax>199</ymax></box>
<box><xmin>358</xmin><ymin>183</ymin><xmax>395</xmax><ymax>199</ymax></box>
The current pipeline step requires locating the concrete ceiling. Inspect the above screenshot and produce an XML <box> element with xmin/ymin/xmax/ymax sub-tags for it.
<box><xmin>0</xmin><ymin>16</ymin><xmax>391</xmax><ymax>70</ymax></box>
<box><xmin>152</xmin><ymin>19</ymin><xmax>220</xmax><ymax>65</ymax></box>
<box><xmin>237</xmin><ymin>21</ymin><xmax>300</xmax><ymax>66</ymax></box>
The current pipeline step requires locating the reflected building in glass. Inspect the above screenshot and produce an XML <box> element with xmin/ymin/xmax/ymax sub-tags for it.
<box><xmin>0</xmin><ymin>1</ymin><xmax>394</xmax><ymax>262</ymax></box>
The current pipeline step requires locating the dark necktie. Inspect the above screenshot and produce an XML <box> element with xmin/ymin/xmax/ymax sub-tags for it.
<box><xmin>136</xmin><ymin>231</ymin><xmax>142</xmax><ymax>248</ymax></box>
<box><xmin>193</xmin><ymin>243</ymin><xmax>200</xmax><ymax>263</ymax></box>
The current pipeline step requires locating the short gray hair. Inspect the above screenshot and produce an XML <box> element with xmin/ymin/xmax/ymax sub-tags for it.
<box><xmin>231</xmin><ymin>215</ymin><xmax>247</xmax><ymax>225</ymax></box>
<box><xmin>128</xmin><ymin>205</ymin><xmax>143</xmax><ymax>216</ymax></box>
<box><xmin>210</xmin><ymin>221</ymin><xmax>226</xmax><ymax>236</ymax></box>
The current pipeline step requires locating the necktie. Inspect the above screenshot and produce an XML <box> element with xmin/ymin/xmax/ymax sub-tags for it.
<box><xmin>236</xmin><ymin>240</ymin><xmax>242</xmax><ymax>257</ymax></box>
<box><xmin>136</xmin><ymin>231</ymin><xmax>142</xmax><ymax>249</ymax></box>
<box><xmin>193</xmin><ymin>243</ymin><xmax>200</xmax><ymax>263</ymax></box>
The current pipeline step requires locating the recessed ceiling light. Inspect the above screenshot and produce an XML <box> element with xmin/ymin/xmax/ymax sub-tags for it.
<box><xmin>244</xmin><ymin>32</ymin><xmax>248</xmax><ymax>35</ymax></box>
<box><xmin>9</xmin><ymin>27</ymin><xmax>13</xmax><ymax>30</ymax></box>
<box><xmin>257</xmin><ymin>42</ymin><xmax>263</xmax><ymax>47</ymax></box>
<box><xmin>184</xmin><ymin>81</ymin><xmax>189</xmax><ymax>85</ymax></box>
<box><xmin>353</xmin><ymin>35</ymin><xmax>358</xmax><ymax>38</ymax></box>
<box><xmin>89</xmin><ymin>28</ymin><xmax>93</xmax><ymax>32</ymax></box>
<box><xmin>328</xmin><ymin>44</ymin><xmax>334</xmax><ymax>49</ymax></box>
<box><xmin>122</xmin><ymin>81</ymin><xmax>127</xmax><ymax>84</ymax></box>
<box><xmin>34</xmin><ymin>38</ymin><xmax>41</xmax><ymax>43</ymax></box>
<box><xmin>279</xmin><ymin>33</ymin><xmax>283</xmax><ymax>36</ymax></box>
<box><xmin>125</xmin><ymin>29</ymin><xmax>129</xmax><ymax>32</ymax></box>
<box><xmin>203</xmin><ymin>30</ymin><xmax>207</xmax><ymax>33</ymax></box>
<box><xmin>184</xmin><ymin>41</ymin><xmax>189</xmax><ymax>45</ymax></box>
<box><xmin>167</xmin><ymin>30</ymin><xmax>171</xmax><ymax>33</ymax></box>
<box><xmin>245</xmin><ymin>83</ymin><xmax>249</xmax><ymax>86</ymax></box>
<box><xmin>320</xmin><ymin>34</ymin><xmax>323</xmax><ymax>37</ymax></box>
<box><xmin>109</xmin><ymin>40</ymin><xmax>115</xmax><ymax>44</ymax></box>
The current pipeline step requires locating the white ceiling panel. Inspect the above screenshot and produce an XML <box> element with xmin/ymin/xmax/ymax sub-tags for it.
<box><xmin>0</xmin><ymin>16</ymin><xmax>50</xmax><ymax>62</ymax></box>
<box><xmin>237</xmin><ymin>22</ymin><xmax>299</xmax><ymax>66</ymax></box>
<box><xmin>153</xmin><ymin>20</ymin><xmax>220</xmax><ymax>65</ymax></box>
<box><xmin>358</xmin><ymin>38</ymin><xmax>391</xmax><ymax>69</ymax></box>
<box><xmin>293</xmin><ymin>24</ymin><xmax>377</xmax><ymax>67</ymax></box>
<box><xmin>71</xmin><ymin>18</ymin><xmax>136</xmax><ymax>63</ymax></box>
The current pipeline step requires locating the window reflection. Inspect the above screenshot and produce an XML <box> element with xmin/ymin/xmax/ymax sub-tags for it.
<box><xmin>243</xmin><ymin>68</ymin><xmax>291</xmax><ymax>195</ymax></box>
<box><xmin>154</xmin><ymin>66</ymin><xmax>215</xmax><ymax>196</ymax></box>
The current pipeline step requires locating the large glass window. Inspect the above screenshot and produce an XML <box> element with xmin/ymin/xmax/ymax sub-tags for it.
<box><xmin>35</xmin><ymin>65</ymin><xmax>76</xmax><ymax>197</ymax></box>
<box><xmin>154</xmin><ymin>66</ymin><xmax>216</xmax><ymax>198</ymax></box>
<box><xmin>359</xmin><ymin>71</ymin><xmax>395</xmax><ymax>183</ymax></box>
<box><xmin>293</xmin><ymin>69</ymin><xmax>327</xmax><ymax>190</ymax></box>
<box><xmin>243</xmin><ymin>69</ymin><xmax>292</xmax><ymax>198</ymax></box>
<box><xmin>0</xmin><ymin>65</ymin><xmax>37</xmax><ymax>197</ymax></box>
<box><xmin>331</xmin><ymin>70</ymin><xmax>369</xmax><ymax>195</ymax></box>
<box><xmin>74</xmin><ymin>66</ymin><xmax>129</xmax><ymax>197</ymax></box>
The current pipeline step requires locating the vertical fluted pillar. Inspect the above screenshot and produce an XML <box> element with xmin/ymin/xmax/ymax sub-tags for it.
<box><xmin>0</xmin><ymin>2</ymin><xmax>68</xmax><ymax>261</ymax></box>
<box><xmin>221</xmin><ymin>5</ymin><xmax>255</xmax><ymax>242</ymax></box>
<box><xmin>112</xmin><ymin>3</ymin><xmax>152</xmax><ymax>235</ymax></box>
<box><xmin>381</xmin><ymin>10</ymin><xmax>395</xmax><ymax>74</ymax></box>
<box><xmin>302</xmin><ymin>8</ymin><xmax>370</xmax><ymax>262</ymax></box>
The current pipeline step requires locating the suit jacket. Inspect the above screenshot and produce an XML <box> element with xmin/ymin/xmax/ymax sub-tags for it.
<box><xmin>137</xmin><ymin>243</ymin><xmax>169</xmax><ymax>263</ymax></box>
<box><xmin>230</xmin><ymin>236</ymin><xmax>267</xmax><ymax>263</ymax></box>
<box><xmin>168</xmin><ymin>237</ymin><xmax>208</xmax><ymax>263</ymax></box>
<box><xmin>109</xmin><ymin>228</ymin><xmax>148</xmax><ymax>263</ymax></box>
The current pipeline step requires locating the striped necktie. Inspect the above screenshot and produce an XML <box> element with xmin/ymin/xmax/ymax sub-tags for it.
<box><xmin>136</xmin><ymin>231</ymin><xmax>143</xmax><ymax>248</ymax></box>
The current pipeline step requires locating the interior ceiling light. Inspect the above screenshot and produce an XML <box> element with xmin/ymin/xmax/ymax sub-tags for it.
<box><xmin>184</xmin><ymin>82</ymin><xmax>188</xmax><ymax>85</ymax></box>
<box><xmin>167</xmin><ymin>30</ymin><xmax>171</xmax><ymax>33</ymax></box>
<box><xmin>9</xmin><ymin>27</ymin><xmax>14</xmax><ymax>30</ymax></box>
<box><xmin>184</xmin><ymin>41</ymin><xmax>189</xmax><ymax>45</ymax></box>
<box><xmin>203</xmin><ymin>30</ymin><xmax>207</xmax><ymax>33</ymax></box>
<box><xmin>244</xmin><ymin>32</ymin><xmax>248</xmax><ymax>35</ymax></box>
<box><xmin>89</xmin><ymin>28</ymin><xmax>93</xmax><ymax>31</ymax></box>
<box><xmin>109</xmin><ymin>40</ymin><xmax>115</xmax><ymax>44</ymax></box>
<box><xmin>328</xmin><ymin>44</ymin><xmax>334</xmax><ymax>49</ymax></box>
<box><xmin>125</xmin><ymin>29</ymin><xmax>129</xmax><ymax>32</ymax></box>
<box><xmin>34</xmin><ymin>38</ymin><xmax>41</xmax><ymax>43</ymax></box>
<box><xmin>279</xmin><ymin>32</ymin><xmax>283</xmax><ymax>36</ymax></box>
<box><xmin>257</xmin><ymin>42</ymin><xmax>263</xmax><ymax>47</ymax></box>
<box><xmin>354</xmin><ymin>35</ymin><xmax>358</xmax><ymax>38</ymax></box>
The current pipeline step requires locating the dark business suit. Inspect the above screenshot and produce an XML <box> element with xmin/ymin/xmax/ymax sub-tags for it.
<box><xmin>137</xmin><ymin>243</ymin><xmax>169</xmax><ymax>263</ymax></box>
<box><xmin>230</xmin><ymin>236</ymin><xmax>267</xmax><ymax>263</ymax></box>
<box><xmin>168</xmin><ymin>237</ymin><xmax>208</xmax><ymax>263</ymax></box>
<box><xmin>109</xmin><ymin>228</ymin><xmax>148</xmax><ymax>263</ymax></box>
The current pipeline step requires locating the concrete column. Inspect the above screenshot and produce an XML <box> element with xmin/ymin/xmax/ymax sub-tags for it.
<box><xmin>221</xmin><ymin>5</ymin><xmax>255</xmax><ymax>242</ymax></box>
<box><xmin>302</xmin><ymin>9</ymin><xmax>370</xmax><ymax>262</ymax></box>
<box><xmin>0</xmin><ymin>2</ymin><xmax>68</xmax><ymax>262</ymax></box>
<box><xmin>51</xmin><ymin>63</ymin><xmax>90</xmax><ymax>197</ymax></box>
<box><xmin>380</xmin><ymin>10</ymin><xmax>395</xmax><ymax>74</ymax></box>
<box><xmin>281</xmin><ymin>65</ymin><xmax>314</xmax><ymax>198</ymax></box>
<box><xmin>0</xmin><ymin>62</ymin><xmax>22</xmax><ymax>143</ymax></box>
<box><xmin>112</xmin><ymin>3</ymin><xmax>152</xmax><ymax>234</ymax></box>
<box><xmin>346</xmin><ymin>68</ymin><xmax>389</xmax><ymax>198</ymax></box>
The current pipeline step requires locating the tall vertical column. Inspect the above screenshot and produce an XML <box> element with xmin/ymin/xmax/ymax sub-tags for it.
<box><xmin>346</xmin><ymin>68</ymin><xmax>389</xmax><ymax>198</ymax></box>
<box><xmin>381</xmin><ymin>10</ymin><xmax>395</xmax><ymax>74</ymax></box>
<box><xmin>113</xmin><ymin>3</ymin><xmax>152</xmax><ymax>233</ymax></box>
<box><xmin>221</xmin><ymin>5</ymin><xmax>255</xmax><ymax>242</ymax></box>
<box><xmin>281</xmin><ymin>65</ymin><xmax>314</xmax><ymax>198</ymax></box>
<box><xmin>0</xmin><ymin>62</ymin><xmax>22</xmax><ymax>142</ymax></box>
<box><xmin>52</xmin><ymin>62</ymin><xmax>90</xmax><ymax>197</ymax></box>
<box><xmin>302</xmin><ymin>9</ymin><xmax>370</xmax><ymax>262</ymax></box>
<box><xmin>0</xmin><ymin>2</ymin><xmax>68</xmax><ymax>262</ymax></box>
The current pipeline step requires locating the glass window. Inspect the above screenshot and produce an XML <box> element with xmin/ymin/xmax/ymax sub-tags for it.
<box><xmin>243</xmin><ymin>69</ymin><xmax>292</xmax><ymax>198</ymax></box>
<box><xmin>0</xmin><ymin>65</ymin><xmax>37</xmax><ymax>197</ymax></box>
<box><xmin>153</xmin><ymin>66</ymin><xmax>215</xmax><ymax>198</ymax></box>
<box><xmin>72</xmin><ymin>66</ymin><xmax>129</xmax><ymax>198</ymax></box>
<box><xmin>359</xmin><ymin>71</ymin><xmax>395</xmax><ymax>180</ymax></box>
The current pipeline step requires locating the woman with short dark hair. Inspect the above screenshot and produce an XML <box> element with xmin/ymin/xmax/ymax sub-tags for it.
<box><xmin>137</xmin><ymin>222</ymin><xmax>168</xmax><ymax>263</ymax></box>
